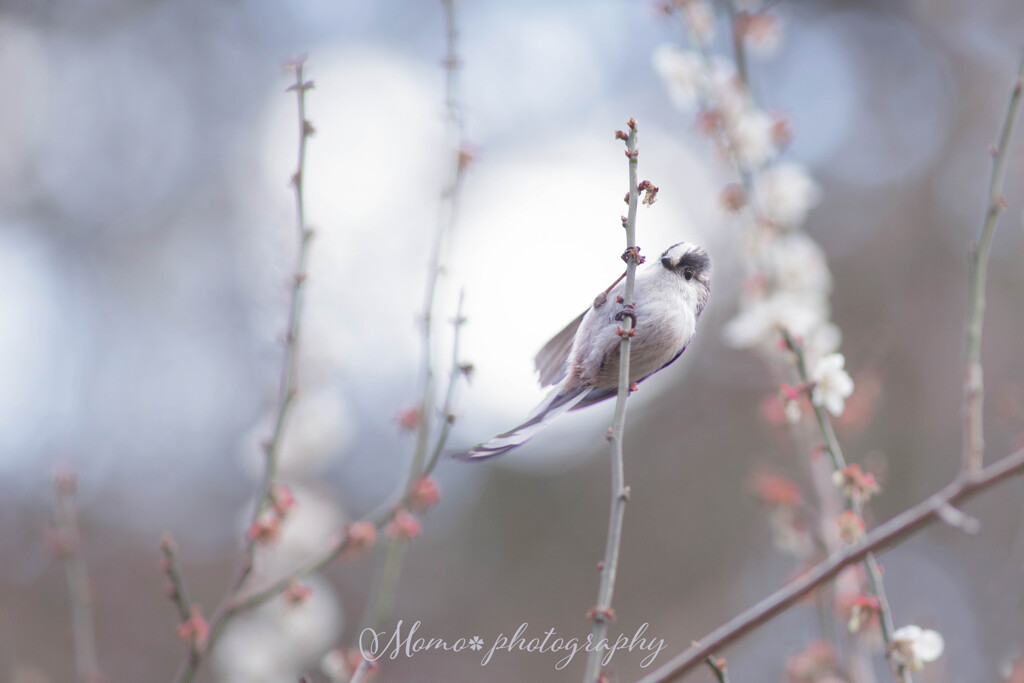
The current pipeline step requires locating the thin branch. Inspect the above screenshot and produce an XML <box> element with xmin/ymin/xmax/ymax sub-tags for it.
<box><xmin>222</xmin><ymin>310</ymin><xmax>469</xmax><ymax>615</ymax></box>
<box><xmin>356</xmin><ymin>0</ymin><xmax>468</xmax><ymax>638</ymax></box>
<box><xmin>782</xmin><ymin>330</ymin><xmax>897</xmax><ymax>656</ymax></box>
<box><xmin>170</xmin><ymin>56</ymin><xmax>316</xmax><ymax>683</ymax></box>
<box><xmin>705</xmin><ymin>653</ymin><xmax>732</xmax><ymax>683</ymax></box>
<box><xmin>582</xmin><ymin>118</ymin><xmax>641</xmax><ymax>683</ymax></box>
<box><xmin>962</xmin><ymin>55</ymin><xmax>1024</xmax><ymax>475</ymax></box>
<box><xmin>722</xmin><ymin>0</ymin><xmax>748</xmax><ymax>88</ymax></box>
<box><xmin>160</xmin><ymin>534</ymin><xmax>193</xmax><ymax>624</ymax></box>
<box><xmin>52</xmin><ymin>471</ymin><xmax>103</xmax><ymax>683</ymax></box>
<box><xmin>635</xmin><ymin>447</ymin><xmax>1024</xmax><ymax>683</ymax></box>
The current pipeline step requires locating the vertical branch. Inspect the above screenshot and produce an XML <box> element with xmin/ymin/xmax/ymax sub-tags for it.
<box><xmin>404</xmin><ymin>0</ymin><xmax>467</xmax><ymax>490</ymax></box>
<box><xmin>782</xmin><ymin>330</ymin><xmax>897</xmax><ymax>656</ymax></box>
<box><xmin>52</xmin><ymin>471</ymin><xmax>103</xmax><ymax>683</ymax></box>
<box><xmin>358</xmin><ymin>0</ymin><xmax>468</xmax><ymax>638</ymax></box>
<box><xmin>170</xmin><ymin>56</ymin><xmax>316</xmax><ymax>683</ymax></box>
<box><xmin>962</xmin><ymin>56</ymin><xmax>1024</xmax><ymax>476</ymax></box>
<box><xmin>582</xmin><ymin>118</ymin><xmax>641</xmax><ymax>683</ymax></box>
<box><xmin>722</xmin><ymin>0</ymin><xmax>749</xmax><ymax>88</ymax></box>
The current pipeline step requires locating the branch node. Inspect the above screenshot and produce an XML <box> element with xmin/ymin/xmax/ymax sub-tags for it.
<box><xmin>936</xmin><ymin>503</ymin><xmax>981</xmax><ymax>534</ymax></box>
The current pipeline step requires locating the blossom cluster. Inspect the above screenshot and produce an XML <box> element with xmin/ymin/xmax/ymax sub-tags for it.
<box><xmin>654</xmin><ymin>1</ymin><xmax>944</xmax><ymax>678</ymax></box>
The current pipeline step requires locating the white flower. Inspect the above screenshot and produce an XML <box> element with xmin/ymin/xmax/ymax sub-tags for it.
<box><xmin>754</xmin><ymin>162</ymin><xmax>822</xmax><ymax>230</ymax></box>
<box><xmin>731</xmin><ymin>109</ymin><xmax>776</xmax><ymax>169</ymax></box>
<box><xmin>320</xmin><ymin>649</ymin><xmax>351</xmax><ymax>682</ymax></box>
<box><xmin>254</xmin><ymin>485</ymin><xmax>342</xmax><ymax>577</ymax></box>
<box><xmin>214</xmin><ymin>576</ymin><xmax>342</xmax><ymax>682</ymax></box>
<box><xmin>723</xmin><ymin>292</ymin><xmax>828</xmax><ymax>349</ymax></box>
<box><xmin>804</xmin><ymin>321</ymin><xmax>842</xmax><ymax>364</ymax></box>
<box><xmin>767</xmin><ymin>232</ymin><xmax>832</xmax><ymax>298</ymax></box>
<box><xmin>684</xmin><ymin>1</ymin><xmax>716</xmax><ymax>46</ymax></box>
<box><xmin>652</xmin><ymin>45</ymin><xmax>704</xmax><ymax>110</ymax></box>
<box><xmin>707</xmin><ymin>61</ymin><xmax>747</xmax><ymax>121</ymax></box>
<box><xmin>890</xmin><ymin>626</ymin><xmax>944</xmax><ymax>670</ymax></box>
<box><xmin>742</xmin><ymin>13</ymin><xmax>782</xmax><ymax>57</ymax></box>
<box><xmin>810</xmin><ymin>353</ymin><xmax>854</xmax><ymax>416</ymax></box>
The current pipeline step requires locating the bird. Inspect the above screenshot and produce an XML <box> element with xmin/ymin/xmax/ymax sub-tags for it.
<box><xmin>454</xmin><ymin>241</ymin><xmax>711</xmax><ymax>461</ymax></box>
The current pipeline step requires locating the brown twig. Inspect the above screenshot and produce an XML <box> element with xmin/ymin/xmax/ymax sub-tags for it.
<box><xmin>962</xmin><ymin>56</ymin><xmax>1024</xmax><ymax>476</ymax></box>
<box><xmin>582</xmin><ymin>118</ymin><xmax>642</xmax><ymax>683</ymax></box>
<box><xmin>636</xmin><ymin>447</ymin><xmax>1024</xmax><ymax>682</ymax></box>
<box><xmin>52</xmin><ymin>470</ymin><xmax>104</xmax><ymax>683</ymax></box>
<box><xmin>170</xmin><ymin>55</ymin><xmax>315</xmax><ymax>683</ymax></box>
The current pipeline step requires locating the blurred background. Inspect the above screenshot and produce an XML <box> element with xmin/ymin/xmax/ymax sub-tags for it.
<box><xmin>2</xmin><ymin>0</ymin><xmax>1024</xmax><ymax>681</ymax></box>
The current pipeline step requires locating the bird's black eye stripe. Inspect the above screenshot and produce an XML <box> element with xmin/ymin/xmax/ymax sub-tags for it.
<box><xmin>661</xmin><ymin>256</ymin><xmax>673</xmax><ymax>269</ymax></box>
<box><xmin>677</xmin><ymin>251</ymin><xmax>710</xmax><ymax>273</ymax></box>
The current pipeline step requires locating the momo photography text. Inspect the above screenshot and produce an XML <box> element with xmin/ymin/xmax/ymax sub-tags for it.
<box><xmin>358</xmin><ymin>620</ymin><xmax>668</xmax><ymax>670</ymax></box>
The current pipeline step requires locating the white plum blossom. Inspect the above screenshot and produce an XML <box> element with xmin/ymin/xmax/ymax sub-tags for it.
<box><xmin>810</xmin><ymin>353</ymin><xmax>854</xmax><ymax>416</ymax></box>
<box><xmin>731</xmin><ymin>109</ymin><xmax>777</xmax><ymax>169</ymax></box>
<box><xmin>214</xmin><ymin>576</ymin><xmax>342</xmax><ymax>682</ymax></box>
<box><xmin>804</xmin><ymin>321</ymin><xmax>843</xmax><ymax>365</ymax></box>
<box><xmin>742</xmin><ymin>13</ymin><xmax>782</xmax><ymax>57</ymax></box>
<box><xmin>652</xmin><ymin>45</ymin><xmax>704</xmax><ymax>110</ymax></box>
<box><xmin>755</xmin><ymin>162</ymin><xmax>822</xmax><ymax>230</ymax></box>
<box><xmin>890</xmin><ymin>626</ymin><xmax>945</xmax><ymax>670</ymax></box>
<box><xmin>723</xmin><ymin>291</ymin><xmax>829</xmax><ymax>350</ymax></box>
<box><xmin>683</xmin><ymin>0</ymin><xmax>716</xmax><ymax>46</ymax></box>
<box><xmin>254</xmin><ymin>485</ymin><xmax>342</xmax><ymax>577</ymax></box>
<box><xmin>767</xmin><ymin>231</ymin><xmax>832</xmax><ymax>298</ymax></box>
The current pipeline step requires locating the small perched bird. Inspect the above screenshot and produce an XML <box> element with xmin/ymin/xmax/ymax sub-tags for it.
<box><xmin>455</xmin><ymin>241</ymin><xmax>711</xmax><ymax>461</ymax></box>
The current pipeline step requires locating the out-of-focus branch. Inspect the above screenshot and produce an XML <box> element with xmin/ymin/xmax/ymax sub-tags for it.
<box><xmin>705</xmin><ymin>654</ymin><xmax>732</xmax><ymax>683</ymax></box>
<box><xmin>357</xmin><ymin>0</ymin><xmax>469</xmax><ymax>640</ymax></box>
<box><xmin>170</xmin><ymin>55</ymin><xmax>316</xmax><ymax>683</ymax></box>
<box><xmin>962</xmin><ymin>56</ymin><xmax>1024</xmax><ymax>476</ymax></box>
<box><xmin>782</xmin><ymin>330</ymin><xmax>897</xmax><ymax>658</ymax></box>
<box><xmin>636</xmin><ymin>447</ymin><xmax>1024</xmax><ymax>683</ymax></box>
<box><xmin>52</xmin><ymin>471</ymin><xmax>104</xmax><ymax>683</ymax></box>
<box><xmin>581</xmin><ymin>118</ymin><xmax>642</xmax><ymax>683</ymax></box>
<box><xmin>221</xmin><ymin>304</ymin><xmax>469</xmax><ymax>618</ymax></box>
<box><xmin>722</xmin><ymin>0</ymin><xmax>748</xmax><ymax>88</ymax></box>
<box><xmin>160</xmin><ymin>534</ymin><xmax>192</xmax><ymax>624</ymax></box>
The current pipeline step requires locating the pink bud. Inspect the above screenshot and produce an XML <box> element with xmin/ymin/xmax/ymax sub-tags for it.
<box><xmin>409</xmin><ymin>476</ymin><xmax>441</xmax><ymax>514</ymax></box>
<box><xmin>386</xmin><ymin>509</ymin><xmax>422</xmax><ymax>541</ymax></box>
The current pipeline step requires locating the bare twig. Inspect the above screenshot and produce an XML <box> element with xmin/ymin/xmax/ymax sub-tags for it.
<box><xmin>224</xmin><ymin>307</ymin><xmax>468</xmax><ymax>618</ymax></box>
<box><xmin>722</xmin><ymin>0</ymin><xmax>748</xmax><ymax>88</ymax></box>
<box><xmin>705</xmin><ymin>653</ymin><xmax>732</xmax><ymax>683</ymax></box>
<box><xmin>170</xmin><ymin>56</ymin><xmax>316</xmax><ymax>683</ymax></box>
<box><xmin>782</xmin><ymin>330</ymin><xmax>897</xmax><ymax>656</ymax></box>
<box><xmin>962</xmin><ymin>56</ymin><xmax>1024</xmax><ymax>476</ymax></box>
<box><xmin>52</xmin><ymin>471</ymin><xmax>103</xmax><ymax>683</ymax></box>
<box><xmin>581</xmin><ymin>118</ymin><xmax>642</xmax><ymax>683</ymax></box>
<box><xmin>357</xmin><ymin>0</ymin><xmax>468</xmax><ymax>637</ymax></box>
<box><xmin>636</xmin><ymin>447</ymin><xmax>1024</xmax><ymax>682</ymax></box>
<box><xmin>160</xmin><ymin>534</ymin><xmax>192</xmax><ymax>624</ymax></box>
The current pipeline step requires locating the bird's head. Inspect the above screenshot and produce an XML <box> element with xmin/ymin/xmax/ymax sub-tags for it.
<box><xmin>659</xmin><ymin>242</ymin><xmax>711</xmax><ymax>289</ymax></box>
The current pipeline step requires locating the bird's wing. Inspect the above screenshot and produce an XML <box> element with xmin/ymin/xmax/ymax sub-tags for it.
<box><xmin>533</xmin><ymin>309</ymin><xmax>587</xmax><ymax>387</ymax></box>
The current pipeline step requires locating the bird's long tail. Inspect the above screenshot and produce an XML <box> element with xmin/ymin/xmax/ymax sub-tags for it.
<box><xmin>453</xmin><ymin>386</ymin><xmax>591</xmax><ymax>461</ymax></box>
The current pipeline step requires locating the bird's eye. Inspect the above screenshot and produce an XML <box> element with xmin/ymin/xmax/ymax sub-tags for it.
<box><xmin>683</xmin><ymin>268</ymin><xmax>695</xmax><ymax>281</ymax></box>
